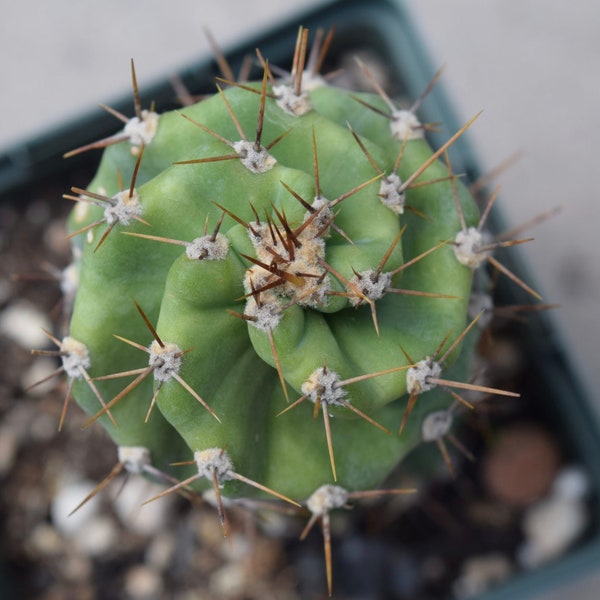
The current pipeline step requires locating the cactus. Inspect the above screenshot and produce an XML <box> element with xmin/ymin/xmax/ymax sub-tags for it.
<box><xmin>42</xmin><ymin>27</ymin><xmax>533</xmax><ymax>595</ymax></box>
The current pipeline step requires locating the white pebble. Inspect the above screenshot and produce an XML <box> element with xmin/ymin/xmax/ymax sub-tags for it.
<box><xmin>552</xmin><ymin>466</ymin><xmax>590</xmax><ymax>500</ymax></box>
<box><xmin>518</xmin><ymin>495</ymin><xmax>588</xmax><ymax>569</ymax></box>
<box><xmin>0</xmin><ymin>425</ymin><xmax>19</xmax><ymax>476</ymax></box>
<box><xmin>74</xmin><ymin>514</ymin><xmax>119</xmax><ymax>556</ymax></box>
<box><xmin>28</xmin><ymin>522</ymin><xmax>63</xmax><ymax>556</ymax></box>
<box><xmin>210</xmin><ymin>563</ymin><xmax>247</xmax><ymax>597</ymax></box>
<box><xmin>0</xmin><ymin>300</ymin><xmax>52</xmax><ymax>348</ymax></box>
<box><xmin>145</xmin><ymin>531</ymin><xmax>176</xmax><ymax>571</ymax></box>
<box><xmin>518</xmin><ymin>466</ymin><xmax>590</xmax><ymax>569</ymax></box>
<box><xmin>453</xmin><ymin>554</ymin><xmax>513</xmax><ymax>598</ymax></box>
<box><xmin>112</xmin><ymin>476</ymin><xmax>173</xmax><ymax>536</ymax></box>
<box><xmin>22</xmin><ymin>356</ymin><xmax>59</xmax><ymax>396</ymax></box>
<box><xmin>124</xmin><ymin>565</ymin><xmax>163</xmax><ymax>600</ymax></box>
<box><xmin>51</xmin><ymin>477</ymin><xmax>102</xmax><ymax>539</ymax></box>
<box><xmin>0</xmin><ymin>278</ymin><xmax>12</xmax><ymax>304</ymax></box>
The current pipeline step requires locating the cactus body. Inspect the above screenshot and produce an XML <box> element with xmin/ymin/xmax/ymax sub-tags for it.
<box><xmin>66</xmin><ymin>41</ymin><xmax>481</xmax><ymax>504</ymax></box>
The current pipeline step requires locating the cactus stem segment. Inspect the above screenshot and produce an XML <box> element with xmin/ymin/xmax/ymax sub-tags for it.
<box><xmin>388</xmin><ymin>239</ymin><xmax>451</xmax><ymax>278</ymax></box>
<box><xmin>84</xmin><ymin>302</ymin><xmax>220</xmax><ymax>428</ymax></box>
<box><xmin>29</xmin><ymin>330</ymin><xmax>115</xmax><ymax>431</ymax></box>
<box><xmin>269</xmin><ymin>26</ymin><xmax>333</xmax><ymax>115</ymax></box>
<box><xmin>142</xmin><ymin>448</ymin><xmax>300</xmax><ymax>538</ymax></box>
<box><xmin>357</xmin><ymin>111</ymin><xmax>481</xmax><ymax>218</ymax></box>
<box><xmin>64</xmin><ymin>60</ymin><xmax>158</xmax><ymax>158</ymax></box>
<box><xmin>175</xmin><ymin>68</ymin><xmax>282</xmax><ymax>173</ymax></box>
<box><xmin>326</xmin><ymin>234</ymin><xmax>455</xmax><ymax>336</ymax></box>
<box><xmin>307</xmin><ymin>128</ymin><xmax>378</xmax><ymax>242</ymax></box>
<box><xmin>400</xmin><ymin>312</ymin><xmax>520</xmax><ymax>435</ymax></box>
<box><xmin>236</xmin><ymin>176</ymin><xmax>363</xmax><ymax>311</ymax></box>
<box><xmin>64</xmin><ymin>145</ymin><xmax>148</xmax><ymax>251</ymax></box>
<box><xmin>231</xmin><ymin>294</ymin><xmax>289</xmax><ymax>402</ymax></box>
<box><xmin>280</xmin><ymin>181</ymin><xmax>347</xmax><ymax>245</ymax></box>
<box><xmin>451</xmin><ymin>178</ymin><xmax>544</xmax><ymax>300</ymax></box>
<box><xmin>279</xmin><ymin>365</ymin><xmax>408</xmax><ymax>480</ymax></box>
<box><xmin>354</xmin><ymin>60</ymin><xmax>446</xmax><ymax>141</ymax></box>
<box><xmin>303</xmin><ymin>483</ymin><xmax>417</xmax><ymax>596</ymax></box>
<box><xmin>123</xmin><ymin>214</ymin><xmax>229</xmax><ymax>261</ymax></box>
<box><xmin>350</xmin><ymin>124</ymin><xmax>459</xmax><ymax>217</ymax></box>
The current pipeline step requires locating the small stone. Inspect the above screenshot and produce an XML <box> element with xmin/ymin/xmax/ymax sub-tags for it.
<box><xmin>0</xmin><ymin>425</ymin><xmax>19</xmax><ymax>476</ymax></box>
<box><xmin>210</xmin><ymin>563</ymin><xmax>247</xmax><ymax>597</ymax></box>
<box><xmin>61</xmin><ymin>551</ymin><xmax>93</xmax><ymax>582</ymax></box>
<box><xmin>481</xmin><ymin>423</ymin><xmax>562</xmax><ymax>508</ymax></box>
<box><xmin>518</xmin><ymin>467</ymin><xmax>590</xmax><ymax>569</ymax></box>
<box><xmin>28</xmin><ymin>522</ymin><xmax>64</xmax><ymax>556</ymax></box>
<box><xmin>124</xmin><ymin>565</ymin><xmax>164</xmax><ymax>600</ymax></box>
<box><xmin>0</xmin><ymin>300</ymin><xmax>52</xmax><ymax>348</ymax></box>
<box><xmin>112</xmin><ymin>476</ymin><xmax>174</xmax><ymax>536</ymax></box>
<box><xmin>552</xmin><ymin>466</ymin><xmax>590</xmax><ymax>500</ymax></box>
<box><xmin>145</xmin><ymin>531</ymin><xmax>176</xmax><ymax>571</ymax></box>
<box><xmin>21</xmin><ymin>356</ymin><xmax>59</xmax><ymax>396</ymax></box>
<box><xmin>518</xmin><ymin>495</ymin><xmax>588</xmax><ymax>569</ymax></box>
<box><xmin>0</xmin><ymin>278</ymin><xmax>12</xmax><ymax>304</ymax></box>
<box><xmin>453</xmin><ymin>554</ymin><xmax>513</xmax><ymax>598</ymax></box>
<box><xmin>74</xmin><ymin>515</ymin><xmax>119</xmax><ymax>556</ymax></box>
<box><xmin>51</xmin><ymin>477</ymin><xmax>102</xmax><ymax>539</ymax></box>
<box><xmin>29</xmin><ymin>408</ymin><xmax>59</xmax><ymax>443</ymax></box>
<box><xmin>44</xmin><ymin>219</ymin><xmax>71</xmax><ymax>255</ymax></box>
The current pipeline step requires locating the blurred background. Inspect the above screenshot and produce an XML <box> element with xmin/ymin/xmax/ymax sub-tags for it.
<box><xmin>1</xmin><ymin>1</ymin><xmax>599</xmax><ymax>597</ymax></box>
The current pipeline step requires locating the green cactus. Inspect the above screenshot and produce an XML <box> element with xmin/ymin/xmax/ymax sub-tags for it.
<box><xmin>52</xmin><ymin>27</ymin><xmax>525</xmax><ymax>594</ymax></box>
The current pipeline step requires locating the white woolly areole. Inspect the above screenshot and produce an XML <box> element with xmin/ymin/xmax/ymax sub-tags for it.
<box><xmin>272</xmin><ymin>84</ymin><xmax>313</xmax><ymax>116</ymax></box>
<box><xmin>243</xmin><ymin>205</ymin><xmax>330</xmax><ymax>309</ymax></box>
<box><xmin>349</xmin><ymin>270</ymin><xmax>392</xmax><ymax>306</ymax></box>
<box><xmin>60</xmin><ymin>336</ymin><xmax>91</xmax><ymax>379</ymax></box>
<box><xmin>301</xmin><ymin>367</ymin><xmax>347</xmax><ymax>407</ymax></box>
<box><xmin>118</xmin><ymin>446</ymin><xmax>151</xmax><ymax>475</ymax></box>
<box><xmin>148</xmin><ymin>340</ymin><xmax>182</xmax><ymax>383</ymax></box>
<box><xmin>104</xmin><ymin>189</ymin><xmax>142</xmax><ymax>226</ymax></box>
<box><xmin>247</xmin><ymin>222</ymin><xmax>269</xmax><ymax>249</ymax></box>
<box><xmin>422</xmin><ymin>410</ymin><xmax>453</xmax><ymax>442</ymax></box>
<box><xmin>298</xmin><ymin>272</ymin><xmax>330</xmax><ymax>308</ymax></box>
<box><xmin>185</xmin><ymin>232</ymin><xmax>229</xmax><ymax>261</ymax></box>
<box><xmin>244</xmin><ymin>296</ymin><xmax>282</xmax><ymax>331</ymax></box>
<box><xmin>232</xmin><ymin>140</ymin><xmax>277</xmax><ymax>173</ymax></box>
<box><xmin>194</xmin><ymin>448</ymin><xmax>235</xmax><ymax>486</ymax></box>
<box><xmin>379</xmin><ymin>173</ymin><xmax>406</xmax><ymax>214</ymax></box>
<box><xmin>308</xmin><ymin>196</ymin><xmax>335</xmax><ymax>235</ymax></box>
<box><xmin>406</xmin><ymin>358</ymin><xmax>442</xmax><ymax>395</ymax></box>
<box><xmin>243</xmin><ymin>267</ymin><xmax>271</xmax><ymax>298</ymax></box>
<box><xmin>307</xmin><ymin>484</ymin><xmax>349</xmax><ymax>516</ymax></box>
<box><xmin>124</xmin><ymin>110</ymin><xmax>159</xmax><ymax>147</ymax></box>
<box><xmin>390</xmin><ymin>109</ymin><xmax>424</xmax><ymax>141</ymax></box>
<box><xmin>453</xmin><ymin>227</ymin><xmax>490</xmax><ymax>269</ymax></box>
